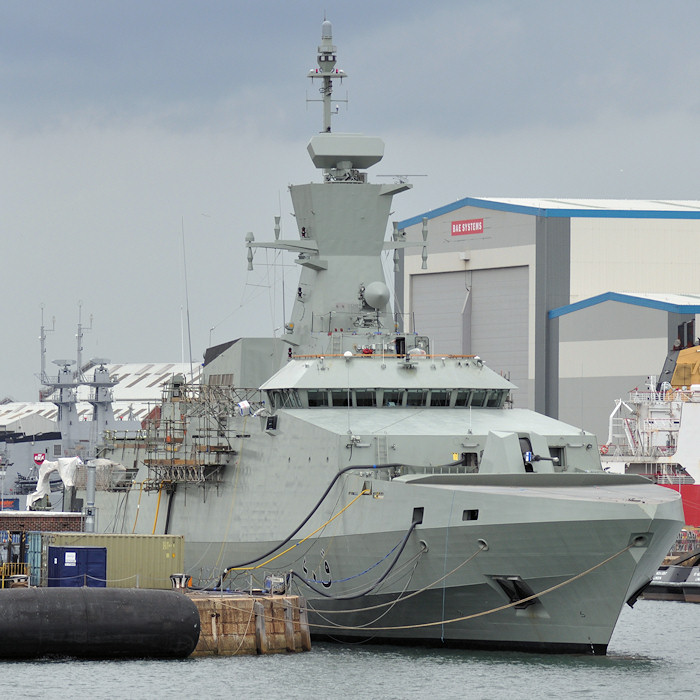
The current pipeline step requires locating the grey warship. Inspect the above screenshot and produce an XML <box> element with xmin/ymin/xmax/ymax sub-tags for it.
<box><xmin>88</xmin><ymin>20</ymin><xmax>684</xmax><ymax>654</ymax></box>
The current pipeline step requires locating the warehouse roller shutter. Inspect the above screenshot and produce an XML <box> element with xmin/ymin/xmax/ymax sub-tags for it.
<box><xmin>411</xmin><ymin>272</ymin><xmax>469</xmax><ymax>355</ymax></box>
<box><xmin>470</xmin><ymin>267</ymin><xmax>528</xmax><ymax>406</ymax></box>
<box><xmin>411</xmin><ymin>266</ymin><xmax>529</xmax><ymax>406</ymax></box>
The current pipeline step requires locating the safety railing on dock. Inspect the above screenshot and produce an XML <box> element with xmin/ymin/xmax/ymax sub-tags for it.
<box><xmin>0</xmin><ymin>562</ymin><xmax>29</xmax><ymax>588</ymax></box>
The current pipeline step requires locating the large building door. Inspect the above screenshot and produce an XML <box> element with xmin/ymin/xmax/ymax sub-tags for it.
<box><xmin>470</xmin><ymin>267</ymin><xmax>529</xmax><ymax>406</ymax></box>
<box><xmin>410</xmin><ymin>266</ymin><xmax>529</xmax><ymax>407</ymax></box>
<box><xmin>411</xmin><ymin>271</ymin><xmax>469</xmax><ymax>355</ymax></box>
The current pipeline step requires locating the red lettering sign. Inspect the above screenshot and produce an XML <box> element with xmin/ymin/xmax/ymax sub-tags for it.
<box><xmin>34</xmin><ymin>453</ymin><xmax>46</xmax><ymax>466</ymax></box>
<box><xmin>451</xmin><ymin>218</ymin><xmax>484</xmax><ymax>236</ymax></box>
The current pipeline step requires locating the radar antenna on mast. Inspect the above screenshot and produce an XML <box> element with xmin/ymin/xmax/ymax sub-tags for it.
<box><xmin>307</xmin><ymin>20</ymin><xmax>347</xmax><ymax>132</ymax></box>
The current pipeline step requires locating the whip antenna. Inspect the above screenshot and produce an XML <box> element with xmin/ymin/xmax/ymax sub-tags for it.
<box><xmin>181</xmin><ymin>217</ymin><xmax>195</xmax><ymax>382</ymax></box>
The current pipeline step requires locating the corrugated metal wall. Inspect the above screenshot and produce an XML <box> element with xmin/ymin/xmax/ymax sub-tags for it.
<box><xmin>411</xmin><ymin>271</ymin><xmax>469</xmax><ymax>354</ymax></box>
<box><xmin>469</xmin><ymin>267</ymin><xmax>529</xmax><ymax>407</ymax></box>
<box><xmin>411</xmin><ymin>266</ymin><xmax>529</xmax><ymax>407</ymax></box>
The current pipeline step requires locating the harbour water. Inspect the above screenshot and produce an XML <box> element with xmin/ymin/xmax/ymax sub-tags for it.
<box><xmin>1</xmin><ymin>600</ymin><xmax>697</xmax><ymax>698</ymax></box>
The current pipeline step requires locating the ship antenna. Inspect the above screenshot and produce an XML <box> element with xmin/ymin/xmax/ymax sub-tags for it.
<box><xmin>39</xmin><ymin>304</ymin><xmax>56</xmax><ymax>388</ymax></box>
<box><xmin>275</xmin><ymin>211</ymin><xmax>285</xmax><ymax>337</ymax></box>
<box><xmin>181</xmin><ymin>217</ymin><xmax>195</xmax><ymax>383</ymax></box>
<box><xmin>75</xmin><ymin>301</ymin><xmax>93</xmax><ymax>382</ymax></box>
<box><xmin>308</xmin><ymin>19</ymin><xmax>347</xmax><ymax>133</ymax></box>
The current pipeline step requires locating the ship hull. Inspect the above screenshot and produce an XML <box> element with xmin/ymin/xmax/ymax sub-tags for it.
<box><xmin>299</xmin><ymin>517</ymin><xmax>672</xmax><ymax>653</ymax></box>
<box><xmin>90</xmin><ymin>470</ymin><xmax>681</xmax><ymax>654</ymax></box>
<box><xmin>659</xmin><ymin>483</ymin><xmax>700</xmax><ymax>527</ymax></box>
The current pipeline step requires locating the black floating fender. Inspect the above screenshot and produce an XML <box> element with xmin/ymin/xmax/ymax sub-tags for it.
<box><xmin>0</xmin><ymin>588</ymin><xmax>200</xmax><ymax>659</ymax></box>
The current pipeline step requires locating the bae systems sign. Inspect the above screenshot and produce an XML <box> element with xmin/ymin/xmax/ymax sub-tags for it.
<box><xmin>451</xmin><ymin>218</ymin><xmax>484</xmax><ymax>235</ymax></box>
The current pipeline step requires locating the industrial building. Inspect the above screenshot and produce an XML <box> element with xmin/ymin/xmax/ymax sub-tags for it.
<box><xmin>0</xmin><ymin>362</ymin><xmax>201</xmax><ymax>509</ymax></box>
<box><xmin>5</xmin><ymin>198</ymin><xmax>700</xmax><ymax>501</ymax></box>
<box><xmin>397</xmin><ymin>198</ymin><xmax>700</xmax><ymax>439</ymax></box>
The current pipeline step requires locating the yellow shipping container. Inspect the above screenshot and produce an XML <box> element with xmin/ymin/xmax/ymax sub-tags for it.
<box><xmin>39</xmin><ymin>533</ymin><xmax>184</xmax><ymax>589</ymax></box>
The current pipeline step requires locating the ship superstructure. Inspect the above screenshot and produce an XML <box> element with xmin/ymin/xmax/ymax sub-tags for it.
<box><xmin>602</xmin><ymin>340</ymin><xmax>700</xmax><ymax>527</ymax></box>
<box><xmin>81</xmin><ymin>20</ymin><xmax>684</xmax><ymax>654</ymax></box>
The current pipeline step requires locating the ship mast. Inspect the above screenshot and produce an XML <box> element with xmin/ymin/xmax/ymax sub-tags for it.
<box><xmin>246</xmin><ymin>19</ymin><xmax>421</xmax><ymax>355</ymax></box>
<box><xmin>38</xmin><ymin>305</ymin><xmax>55</xmax><ymax>390</ymax></box>
<box><xmin>309</xmin><ymin>19</ymin><xmax>346</xmax><ymax>134</ymax></box>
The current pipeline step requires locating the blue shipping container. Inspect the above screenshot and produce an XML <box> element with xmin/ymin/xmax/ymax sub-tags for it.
<box><xmin>47</xmin><ymin>546</ymin><xmax>107</xmax><ymax>588</ymax></box>
<box><xmin>26</xmin><ymin>532</ymin><xmax>43</xmax><ymax>586</ymax></box>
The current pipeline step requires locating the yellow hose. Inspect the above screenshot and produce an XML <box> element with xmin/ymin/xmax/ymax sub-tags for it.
<box><xmin>228</xmin><ymin>488</ymin><xmax>370</xmax><ymax>572</ymax></box>
<box><xmin>151</xmin><ymin>482</ymin><xmax>165</xmax><ymax>535</ymax></box>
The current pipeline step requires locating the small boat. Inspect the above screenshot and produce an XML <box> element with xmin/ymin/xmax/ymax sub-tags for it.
<box><xmin>14</xmin><ymin>469</ymin><xmax>64</xmax><ymax>495</ymax></box>
<box><xmin>642</xmin><ymin>549</ymin><xmax>700</xmax><ymax>602</ymax></box>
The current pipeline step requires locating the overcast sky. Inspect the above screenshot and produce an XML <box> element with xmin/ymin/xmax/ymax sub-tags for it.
<box><xmin>2</xmin><ymin>0</ymin><xmax>700</xmax><ymax>400</ymax></box>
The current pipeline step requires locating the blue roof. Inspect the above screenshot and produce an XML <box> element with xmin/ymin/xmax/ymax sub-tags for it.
<box><xmin>549</xmin><ymin>292</ymin><xmax>700</xmax><ymax>319</ymax></box>
<box><xmin>397</xmin><ymin>197</ymin><xmax>700</xmax><ymax>230</ymax></box>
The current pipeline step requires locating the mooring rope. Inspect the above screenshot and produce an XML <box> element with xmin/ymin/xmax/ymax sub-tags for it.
<box><xmin>306</xmin><ymin>543</ymin><xmax>635</xmax><ymax>632</ymax></box>
<box><xmin>302</xmin><ymin>540</ymin><xmax>484</xmax><ymax>616</ymax></box>
<box><xmin>239</xmin><ymin>542</ymin><xmax>633</xmax><ymax>632</ymax></box>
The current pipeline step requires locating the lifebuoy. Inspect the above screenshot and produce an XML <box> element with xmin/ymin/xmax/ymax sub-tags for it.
<box><xmin>600</xmin><ymin>444</ymin><xmax>609</xmax><ymax>455</ymax></box>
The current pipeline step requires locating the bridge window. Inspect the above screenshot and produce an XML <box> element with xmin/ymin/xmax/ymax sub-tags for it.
<box><xmin>406</xmin><ymin>389</ymin><xmax>428</xmax><ymax>406</ymax></box>
<box><xmin>383</xmin><ymin>390</ymin><xmax>403</xmax><ymax>407</ymax></box>
<box><xmin>282</xmin><ymin>390</ymin><xmax>301</xmax><ymax>408</ymax></box>
<box><xmin>268</xmin><ymin>389</ymin><xmax>302</xmax><ymax>408</ymax></box>
<box><xmin>454</xmin><ymin>390</ymin><xmax>471</xmax><ymax>407</ymax></box>
<box><xmin>268</xmin><ymin>390</ymin><xmax>281</xmax><ymax>409</ymax></box>
<box><xmin>331</xmin><ymin>389</ymin><xmax>350</xmax><ymax>407</ymax></box>
<box><xmin>355</xmin><ymin>390</ymin><xmax>377</xmax><ymax>407</ymax></box>
<box><xmin>307</xmin><ymin>390</ymin><xmax>329</xmax><ymax>407</ymax></box>
<box><xmin>470</xmin><ymin>390</ymin><xmax>487</xmax><ymax>407</ymax></box>
<box><xmin>430</xmin><ymin>390</ymin><xmax>450</xmax><ymax>407</ymax></box>
<box><xmin>487</xmin><ymin>391</ymin><xmax>502</xmax><ymax>408</ymax></box>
